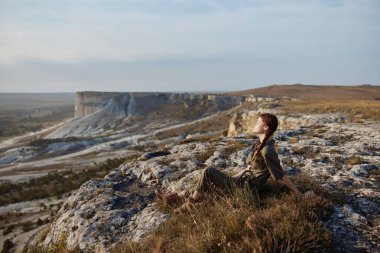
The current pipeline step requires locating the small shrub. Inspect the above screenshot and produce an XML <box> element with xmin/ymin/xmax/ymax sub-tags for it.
<box><xmin>329</xmin><ymin>149</ymin><xmax>342</xmax><ymax>154</ymax></box>
<box><xmin>328</xmin><ymin>134</ymin><xmax>354</xmax><ymax>145</ymax></box>
<box><xmin>84</xmin><ymin>210</ymin><xmax>95</xmax><ymax>220</ymax></box>
<box><xmin>21</xmin><ymin>221</ymin><xmax>35</xmax><ymax>232</ymax></box>
<box><xmin>346</xmin><ymin>156</ymin><xmax>367</xmax><ymax>165</ymax></box>
<box><xmin>1</xmin><ymin>239</ymin><xmax>14</xmax><ymax>253</ymax></box>
<box><xmin>2</xmin><ymin>224</ymin><xmax>15</xmax><ymax>235</ymax></box>
<box><xmin>316</xmin><ymin>128</ymin><xmax>328</xmax><ymax>134</ymax></box>
<box><xmin>292</xmin><ymin>146</ymin><xmax>318</xmax><ymax>159</ymax></box>
<box><xmin>36</xmin><ymin>219</ymin><xmax>44</xmax><ymax>226</ymax></box>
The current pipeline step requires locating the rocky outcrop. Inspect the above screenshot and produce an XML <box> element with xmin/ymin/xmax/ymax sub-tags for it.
<box><xmin>30</xmin><ymin>112</ymin><xmax>380</xmax><ymax>252</ymax></box>
<box><xmin>46</xmin><ymin>92</ymin><xmax>244</xmax><ymax>138</ymax></box>
<box><xmin>227</xmin><ymin>109</ymin><xmax>349</xmax><ymax>136</ymax></box>
<box><xmin>74</xmin><ymin>91</ymin><xmax>244</xmax><ymax>118</ymax></box>
<box><xmin>30</xmin><ymin>138</ymin><xmax>251</xmax><ymax>251</ymax></box>
<box><xmin>75</xmin><ymin>92</ymin><xmax>123</xmax><ymax>118</ymax></box>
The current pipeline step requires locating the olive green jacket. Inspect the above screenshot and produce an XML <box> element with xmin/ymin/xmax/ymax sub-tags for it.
<box><xmin>245</xmin><ymin>139</ymin><xmax>285</xmax><ymax>188</ymax></box>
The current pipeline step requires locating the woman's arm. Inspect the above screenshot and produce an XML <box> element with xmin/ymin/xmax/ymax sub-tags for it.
<box><xmin>261</xmin><ymin>147</ymin><xmax>315</xmax><ymax>197</ymax></box>
<box><xmin>279</xmin><ymin>175</ymin><xmax>316</xmax><ymax>196</ymax></box>
<box><xmin>279</xmin><ymin>175</ymin><xmax>302</xmax><ymax>195</ymax></box>
<box><xmin>232</xmin><ymin>166</ymin><xmax>251</xmax><ymax>179</ymax></box>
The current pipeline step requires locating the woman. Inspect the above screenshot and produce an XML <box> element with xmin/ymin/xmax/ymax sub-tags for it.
<box><xmin>155</xmin><ymin>112</ymin><xmax>315</xmax><ymax>214</ymax></box>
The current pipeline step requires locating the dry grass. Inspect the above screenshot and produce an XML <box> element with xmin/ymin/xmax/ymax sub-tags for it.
<box><xmin>281</xmin><ymin>157</ymin><xmax>297</xmax><ymax>168</ymax></box>
<box><xmin>277</xmin><ymin>100</ymin><xmax>380</xmax><ymax>122</ymax></box>
<box><xmin>193</xmin><ymin>144</ymin><xmax>218</xmax><ymax>164</ymax></box>
<box><xmin>329</xmin><ymin>149</ymin><xmax>343</xmax><ymax>154</ymax></box>
<box><xmin>292</xmin><ymin>146</ymin><xmax>319</xmax><ymax>159</ymax></box>
<box><xmin>24</xmin><ymin>231</ymin><xmax>82</xmax><ymax>253</ymax></box>
<box><xmin>346</xmin><ymin>156</ymin><xmax>367</xmax><ymax>165</ymax></box>
<box><xmin>124</xmin><ymin>153</ymin><xmax>143</xmax><ymax>163</ymax></box>
<box><xmin>111</xmin><ymin>174</ymin><xmax>343</xmax><ymax>253</ymax></box>
<box><xmin>222</xmin><ymin>140</ymin><xmax>251</xmax><ymax>155</ymax></box>
<box><xmin>369</xmin><ymin>170</ymin><xmax>380</xmax><ymax>179</ymax></box>
<box><xmin>287</xmin><ymin>137</ymin><xmax>299</xmax><ymax>144</ymax></box>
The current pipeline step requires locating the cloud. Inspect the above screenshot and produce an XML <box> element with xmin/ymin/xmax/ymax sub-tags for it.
<box><xmin>0</xmin><ymin>0</ymin><xmax>379</xmax><ymax>91</ymax></box>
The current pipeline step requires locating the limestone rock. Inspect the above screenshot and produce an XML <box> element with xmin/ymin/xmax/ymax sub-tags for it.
<box><xmin>29</xmin><ymin>113</ymin><xmax>380</xmax><ymax>253</ymax></box>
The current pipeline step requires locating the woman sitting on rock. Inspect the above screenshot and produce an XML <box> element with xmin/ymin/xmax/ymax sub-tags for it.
<box><xmin>155</xmin><ymin>112</ymin><xmax>315</xmax><ymax>215</ymax></box>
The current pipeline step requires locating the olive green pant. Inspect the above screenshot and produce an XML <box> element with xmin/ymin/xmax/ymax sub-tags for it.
<box><xmin>183</xmin><ymin>166</ymin><xmax>262</xmax><ymax>199</ymax></box>
<box><xmin>181</xmin><ymin>166</ymin><xmax>239</xmax><ymax>198</ymax></box>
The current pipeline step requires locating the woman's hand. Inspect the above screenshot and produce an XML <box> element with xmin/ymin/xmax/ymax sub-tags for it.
<box><xmin>232</xmin><ymin>166</ymin><xmax>251</xmax><ymax>178</ymax></box>
<box><xmin>241</xmin><ymin>167</ymin><xmax>251</xmax><ymax>176</ymax></box>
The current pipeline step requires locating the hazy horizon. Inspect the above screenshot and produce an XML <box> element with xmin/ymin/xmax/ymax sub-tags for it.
<box><xmin>0</xmin><ymin>83</ymin><xmax>378</xmax><ymax>94</ymax></box>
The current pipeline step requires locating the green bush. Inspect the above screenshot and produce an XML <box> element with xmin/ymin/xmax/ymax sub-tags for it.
<box><xmin>21</xmin><ymin>221</ymin><xmax>35</xmax><ymax>232</ymax></box>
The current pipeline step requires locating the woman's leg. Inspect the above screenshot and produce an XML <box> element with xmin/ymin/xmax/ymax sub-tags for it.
<box><xmin>173</xmin><ymin>167</ymin><xmax>236</xmax><ymax>215</ymax></box>
<box><xmin>192</xmin><ymin>190</ymin><xmax>202</xmax><ymax>201</ymax></box>
<box><xmin>155</xmin><ymin>186</ymin><xmax>197</xmax><ymax>205</ymax></box>
<box><xmin>192</xmin><ymin>166</ymin><xmax>236</xmax><ymax>200</ymax></box>
<box><xmin>159</xmin><ymin>166</ymin><xmax>235</xmax><ymax>210</ymax></box>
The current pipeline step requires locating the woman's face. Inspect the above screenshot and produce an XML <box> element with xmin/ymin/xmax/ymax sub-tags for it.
<box><xmin>253</xmin><ymin>116</ymin><xmax>269</xmax><ymax>134</ymax></box>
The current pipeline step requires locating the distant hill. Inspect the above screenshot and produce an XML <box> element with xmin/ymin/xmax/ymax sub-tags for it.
<box><xmin>0</xmin><ymin>93</ymin><xmax>76</xmax><ymax>109</ymax></box>
<box><xmin>224</xmin><ymin>84</ymin><xmax>380</xmax><ymax>101</ymax></box>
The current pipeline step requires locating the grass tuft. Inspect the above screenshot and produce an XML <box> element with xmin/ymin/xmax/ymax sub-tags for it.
<box><xmin>346</xmin><ymin>156</ymin><xmax>367</xmax><ymax>165</ymax></box>
<box><xmin>111</xmin><ymin>174</ymin><xmax>339</xmax><ymax>253</ymax></box>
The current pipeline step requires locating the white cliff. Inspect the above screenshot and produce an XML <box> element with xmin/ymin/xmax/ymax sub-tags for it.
<box><xmin>47</xmin><ymin>92</ymin><xmax>243</xmax><ymax>139</ymax></box>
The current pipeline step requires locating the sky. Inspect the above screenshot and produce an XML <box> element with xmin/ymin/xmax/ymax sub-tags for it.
<box><xmin>0</xmin><ymin>0</ymin><xmax>379</xmax><ymax>92</ymax></box>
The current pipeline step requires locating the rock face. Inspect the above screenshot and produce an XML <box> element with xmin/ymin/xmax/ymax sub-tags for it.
<box><xmin>47</xmin><ymin>92</ymin><xmax>243</xmax><ymax>138</ymax></box>
<box><xmin>38</xmin><ymin>174</ymin><xmax>164</xmax><ymax>252</ymax></box>
<box><xmin>31</xmin><ymin>110</ymin><xmax>380</xmax><ymax>253</ymax></box>
<box><xmin>75</xmin><ymin>91</ymin><xmax>243</xmax><ymax>118</ymax></box>
<box><xmin>75</xmin><ymin>92</ymin><xmax>123</xmax><ymax>118</ymax></box>
<box><xmin>31</xmin><ymin>138</ymin><xmax>253</xmax><ymax>252</ymax></box>
<box><xmin>227</xmin><ymin>109</ymin><xmax>349</xmax><ymax>137</ymax></box>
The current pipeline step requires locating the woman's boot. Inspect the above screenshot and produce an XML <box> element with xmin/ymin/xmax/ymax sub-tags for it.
<box><xmin>155</xmin><ymin>189</ymin><xmax>180</xmax><ymax>205</ymax></box>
